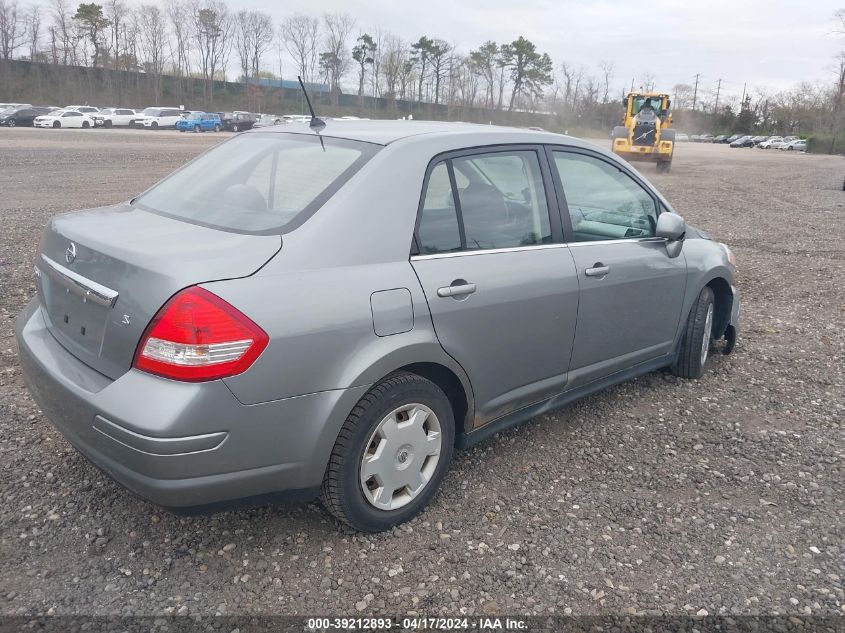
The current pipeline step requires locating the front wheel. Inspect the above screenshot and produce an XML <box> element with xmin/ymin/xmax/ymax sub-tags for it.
<box><xmin>656</xmin><ymin>160</ymin><xmax>672</xmax><ymax>173</ymax></box>
<box><xmin>671</xmin><ymin>286</ymin><xmax>715</xmax><ymax>379</ymax></box>
<box><xmin>8</xmin><ymin>119</ymin><xmax>16</xmax><ymax>127</ymax></box>
<box><xmin>82</xmin><ymin>121</ymin><xmax>90</xmax><ymax>128</ymax></box>
<box><xmin>52</xmin><ymin>121</ymin><xmax>61</xmax><ymax>128</ymax></box>
<box><xmin>321</xmin><ymin>372</ymin><xmax>455</xmax><ymax>532</ymax></box>
<box><xmin>105</xmin><ymin>120</ymin><xmax>112</xmax><ymax>128</ymax></box>
<box><xmin>151</xmin><ymin>121</ymin><xmax>158</xmax><ymax>129</ymax></box>
<box><xmin>193</xmin><ymin>125</ymin><xmax>201</xmax><ymax>133</ymax></box>
<box><xmin>213</xmin><ymin>124</ymin><xmax>221</xmax><ymax>132</ymax></box>
<box><xmin>231</xmin><ymin>123</ymin><xmax>239</xmax><ymax>132</ymax></box>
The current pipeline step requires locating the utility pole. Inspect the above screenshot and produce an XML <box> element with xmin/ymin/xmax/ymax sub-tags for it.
<box><xmin>630</xmin><ymin>77</ymin><xmax>635</xmax><ymax>93</ymax></box>
<box><xmin>714</xmin><ymin>78</ymin><xmax>722</xmax><ymax>112</ymax></box>
<box><xmin>740</xmin><ymin>82</ymin><xmax>747</xmax><ymax>106</ymax></box>
<box><xmin>691</xmin><ymin>73</ymin><xmax>701</xmax><ymax>111</ymax></box>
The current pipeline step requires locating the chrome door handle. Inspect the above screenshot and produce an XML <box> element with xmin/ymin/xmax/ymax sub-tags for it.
<box><xmin>437</xmin><ymin>283</ymin><xmax>477</xmax><ymax>298</ymax></box>
<box><xmin>585</xmin><ymin>265</ymin><xmax>610</xmax><ymax>277</ymax></box>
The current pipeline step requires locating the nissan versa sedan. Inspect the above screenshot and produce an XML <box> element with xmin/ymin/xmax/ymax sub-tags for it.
<box><xmin>16</xmin><ymin>121</ymin><xmax>740</xmax><ymax>532</ymax></box>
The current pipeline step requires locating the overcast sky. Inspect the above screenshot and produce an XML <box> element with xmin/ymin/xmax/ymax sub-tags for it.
<box><xmin>230</xmin><ymin>0</ymin><xmax>842</xmax><ymax>101</ymax></box>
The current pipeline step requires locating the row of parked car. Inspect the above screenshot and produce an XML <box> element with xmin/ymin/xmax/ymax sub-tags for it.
<box><xmin>674</xmin><ymin>131</ymin><xmax>807</xmax><ymax>151</ymax></box>
<box><xmin>0</xmin><ymin>103</ymin><xmax>258</xmax><ymax>132</ymax></box>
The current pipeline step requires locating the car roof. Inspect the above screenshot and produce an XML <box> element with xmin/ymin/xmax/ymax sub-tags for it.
<box><xmin>246</xmin><ymin>119</ymin><xmax>594</xmax><ymax>149</ymax></box>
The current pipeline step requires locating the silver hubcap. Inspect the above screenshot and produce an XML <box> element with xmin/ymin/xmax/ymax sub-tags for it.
<box><xmin>360</xmin><ymin>403</ymin><xmax>442</xmax><ymax>511</ymax></box>
<box><xmin>701</xmin><ymin>303</ymin><xmax>713</xmax><ymax>365</ymax></box>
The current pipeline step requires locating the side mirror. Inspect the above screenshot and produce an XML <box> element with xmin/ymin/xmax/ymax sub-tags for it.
<box><xmin>656</xmin><ymin>211</ymin><xmax>686</xmax><ymax>241</ymax></box>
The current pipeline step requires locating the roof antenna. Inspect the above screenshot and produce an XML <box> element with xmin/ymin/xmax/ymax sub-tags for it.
<box><xmin>297</xmin><ymin>76</ymin><xmax>326</xmax><ymax>132</ymax></box>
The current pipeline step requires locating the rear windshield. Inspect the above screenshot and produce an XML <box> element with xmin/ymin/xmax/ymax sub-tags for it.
<box><xmin>135</xmin><ymin>133</ymin><xmax>380</xmax><ymax>234</ymax></box>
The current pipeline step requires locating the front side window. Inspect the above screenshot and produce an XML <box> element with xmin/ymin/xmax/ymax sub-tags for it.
<box><xmin>135</xmin><ymin>133</ymin><xmax>379</xmax><ymax>234</ymax></box>
<box><xmin>553</xmin><ymin>151</ymin><xmax>657</xmax><ymax>241</ymax></box>
<box><xmin>416</xmin><ymin>149</ymin><xmax>552</xmax><ymax>254</ymax></box>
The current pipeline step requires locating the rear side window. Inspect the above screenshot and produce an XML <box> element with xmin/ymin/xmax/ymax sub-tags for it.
<box><xmin>416</xmin><ymin>149</ymin><xmax>552</xmax><ymax>253</ymax></box>
<box><xmin>135</xmin><ymin>133</ymin><xmax>379</xmax><ymax>235</ymax></box>
<box><xmin>417</xmin><ymin>163</ymin><xmax>461</xmax><ymax>254</ymax></box>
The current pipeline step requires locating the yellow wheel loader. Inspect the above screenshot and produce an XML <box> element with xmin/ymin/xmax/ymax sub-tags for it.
<box><xmin>612</xmin><ymin>92</ymin><xmax>675</xmax><ymax>173</ymax></box>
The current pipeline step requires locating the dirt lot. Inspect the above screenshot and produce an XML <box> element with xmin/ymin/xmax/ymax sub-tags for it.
<box><xmin>0</xmin><ymin>128</ymin><xmax>842</xmax><ymax>619</ymax></box>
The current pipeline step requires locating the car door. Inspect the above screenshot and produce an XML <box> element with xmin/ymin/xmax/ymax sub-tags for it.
<box><xmin>63</xmin><ymin>111</ymin><xmax>82</xmax><ymax>128</ymax></box>
<box><xmin>411</xmin><ymin>147</ymin><xmax>579</xmax><ymax>425</ymax></box>
<box><xmin>548</xmin><ymin>147</ymin><xmax>687</xmax><ymax>388</ymax></box>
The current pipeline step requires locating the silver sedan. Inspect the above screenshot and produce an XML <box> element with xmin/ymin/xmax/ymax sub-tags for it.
<box><xmin>17</xmin><ymin>121</ymin><xmax>740</xmax><ymax>532</ymax></box>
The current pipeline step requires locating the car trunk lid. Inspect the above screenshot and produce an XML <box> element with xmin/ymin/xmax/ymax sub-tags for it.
<box><xmin>35</xmin><ymin>203</ymin><xmax>281</xmax><ymax>380</ymax></box>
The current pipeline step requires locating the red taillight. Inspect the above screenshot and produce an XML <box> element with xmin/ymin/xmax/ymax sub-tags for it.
<box><xmin>133</xmin><ymin>287</ymin><xmax>268</xmax><ymax>382</ymax></box>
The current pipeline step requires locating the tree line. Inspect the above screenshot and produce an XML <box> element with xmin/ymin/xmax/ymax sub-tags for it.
<box><xmin>1</xmin><ymin>0</ymin><xmax>844</xmax><ymax>151</ymax></box>
<box><xmin>0</xmin><ymin>0</ymin><xmax>560</xmax><ymax>113</ymax></box>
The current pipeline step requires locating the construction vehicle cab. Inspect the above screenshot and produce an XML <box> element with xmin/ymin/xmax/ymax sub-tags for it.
<box><xmin>612</xmin><ymin>92</ymin><xmax>675</xmax><ymax>173</ymax></box>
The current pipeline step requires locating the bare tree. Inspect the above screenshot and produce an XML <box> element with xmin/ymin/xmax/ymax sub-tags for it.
<box><xmin>321</xmin><ymin>12</ymin><xmax>354</xmax><ymax>103</ymax></box>
<box><xmin>599</xmin><ymin>60</ymin><xmax>614</xmax><ymax>103</ymax></box>
<box><xmin>192</xmin><ymin>0</ymin><xmax>231</xmax><ymax>105</ymax></box>
<box><xmin>104</xmin><ymin>0</ymin><xmax>126</xmax><ymax>69</ymax></box>
<box><xmin>380</xmin><ymin>33</ymin><xmax>404</xmax><ymax>102</ymax></box>
<box><xmin>280</xmin><ymin>13</ymin><xmax>318</xmax><ymax>84</ymax></box>
<box><xmin>0</xmin><ymin>0</ymin><xmax>26</xmax><ymax>60</ymax></box>
<box><xmin>26</xmin><ymin>5</ymin><xmax>41</xmax><ymax>60</ymax></box>
<box><xmin>138</xmin><ymin>4</ymin><xmax>167</xmax><ymax>101</ymax></box>
<box><xmin>50</xmin><ymin>0</ymin><xmax>74</xmax><ymax>64</ymax></box>
<box><xmin>234</xmin><ymin>8</ymin><xmax>250</xmax><ymax>83</ymax></box>
<box><xmin>165</xmin><ymin>0</ymin><xmax>191</xmax><ymax>81</ymax></box>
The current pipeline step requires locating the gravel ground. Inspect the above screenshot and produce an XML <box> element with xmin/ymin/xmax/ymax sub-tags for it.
<box><xmin>0</xmin><ymin>128</ymin><xmax>842</xmax><ymax>619</ymax></box>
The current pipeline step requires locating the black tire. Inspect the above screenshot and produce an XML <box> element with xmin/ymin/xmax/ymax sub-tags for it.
<box><xmin>151</xmin><ymin>121</ymin><xmax>158</xmax><ymax>129</ymax></box>
<box><xmin>52</xmin><ymin>121</ymin><xmax>60</xmax><ymax>128</ymax></box>
<box><xmin>611</xmin><ymin>125</ymin><xmax>628</xmax><ymax>140</ymax></box>
<box><xmin>129</xmin><ymin>120</ymin><xmax>135</xmax><ymax>128</ymax></box>
<box><xmin>82</xmin><ymin>121</ymin><xmax>90</xmax><ymax>128</ymax></box>
<box><xmin>231</xmin><ymin>123</ymin><xmax>239</xmax><ymax>132</ymax></box>
<box><xmin>213</xmin><ymin>124</ymin><xmax>221</xmax><ymax>132</ymax></box>
<box><xmin>193</xmin><ymin>125</ymin><xmax>201</xmax><ymax>133</ymax></box>
<box><xmin>179</xmin><ymin>128</ymin><xmax>185</xmax><ymax>132</ymax></box>
<box><xmin>656</xmin><ymin>159</ymin><xmax>672</xmax><ymax>173</ymax></box>
<box><xmin>8</xmin><ymin>119</ymin><xmax>16</xmax><ymax>127</ymax></box>
<box><xmin>105</xmin><ymin>120</ymin><xmax>112</xmax><ymax>128</ymax></box>
<box><xmin>320</xmin><ymin>372</ymin><xmax>455</xmax><ymax>532</ymax></box>
<box><xmin>671</xmin><ymin>286</ymin><xmax>715</xmax><ymax>379</ymax></box>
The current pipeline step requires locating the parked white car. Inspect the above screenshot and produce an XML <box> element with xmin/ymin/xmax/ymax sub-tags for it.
<box><xmin>64</xmin><ymin>105</ymin><xmax>100</xmax><ymax>115</ymax></box>
<box><xmin>758</xmin><ymin>136</ymin><xmax>784</xmax><ymax>149</ymax></box>
<box><xmin>135</xmin><ymin>107</ymin><xmax>184</xmax><ymax>129</ymax></box>
<box><xmin>92</xmin><ymin>108</ymin><xmax>138</xmax><ymax>127</ymax></box>
<box><xmin>33</xmin><ymin>110</ymin><xmax>96</xmax><ymax>129</ymax></box>
<box><xmin>781</xmin><ymin>139</ymin><xmax>807</xmax><ymax>151</ymax></box>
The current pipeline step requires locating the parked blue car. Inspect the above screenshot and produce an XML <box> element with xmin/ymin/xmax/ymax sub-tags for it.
<box><xmin>176</xmin><ymin>112</ymin><xmax>222</xmax><ymax>133</ymax></box>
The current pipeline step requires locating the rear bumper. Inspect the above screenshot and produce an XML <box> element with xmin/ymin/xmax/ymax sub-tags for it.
<box><xmin>612</xmin><ymin>142</ymin><xmax>674</xmax><ymax>161</ymax></box>
<box><xmin>15</xmin><ymin>299</ymin><xmax>368</xmax><ymax>508</ymax></box>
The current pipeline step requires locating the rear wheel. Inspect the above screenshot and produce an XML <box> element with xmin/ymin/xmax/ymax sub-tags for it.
<box><xmin>213</xmin><ymin>124</ymin><xmax>221</xmax><ymax>132</ymax></box>
<box><xmin>9</xmin><ymin>119</ymin><xmax>16</xmax><ymax>127</ymax></box>
<box><xmin>82</xmin><ymin>121</ymin><xmax>90</xmax><ymax>128</ymax></box>
<box><xmin>231</xmin><ymin>123</ymin><xmax>239</xmax><ymax>132</ymax></box>
<box><xmin>321</xmin><ymin>372</ymin><xmax>455</xmax><ymax>532</ymax></box>
<box><xmin>193</xmin><ymin>125</ymin><xmax>201</xmax><ymax>133</ymax></box>
<box><xmin>105</xmin><ymin>120</ymin><xmax>112</xmax><ymax>128</ymax></box>
<box><xmin>52</xmin><ymin>121</ymin><xmax>60</xmax><ymax>128</ymax></box>
<box><xmin>671</xmin><ymin>286</ymin><xmax>715</xmax><ymax>379</ymax></box>
<box><xmin>151</xmin><ymin>121</ymin><xmax>158</xmax><ymax>129</ymax></box>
